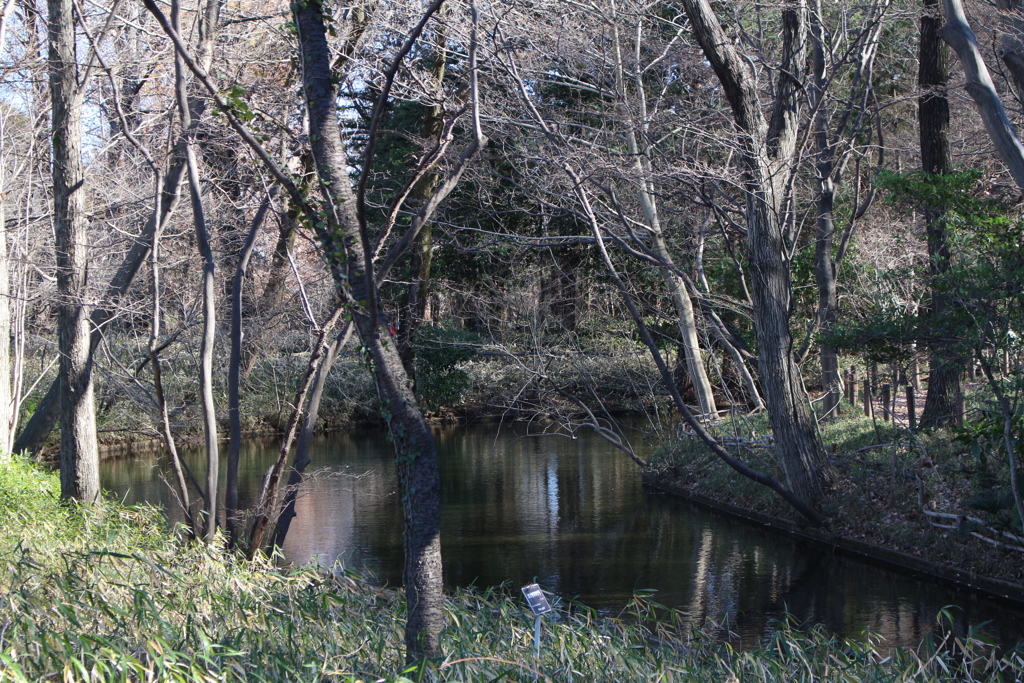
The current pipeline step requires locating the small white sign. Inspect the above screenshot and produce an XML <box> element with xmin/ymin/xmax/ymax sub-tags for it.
<box><xmin>521</xmin><ymin>583</ymin><xmax>553</xmax><ymax>616</ymax></box>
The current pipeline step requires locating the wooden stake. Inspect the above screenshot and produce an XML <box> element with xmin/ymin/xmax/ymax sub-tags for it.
<box><xmin>906</xmin><ymin>384</ymin><xmax>916</xmax><ymax>430</ymax></box>
<box><xmin>911</xmin><ymin>358</ymin><xmax>920</xmax><ymax>391</ymax></box>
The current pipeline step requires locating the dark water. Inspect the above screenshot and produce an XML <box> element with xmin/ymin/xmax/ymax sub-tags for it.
<box><xmin>101</xmin><ymin>422</ymin><xmax>1024</xmax><ymax>649</ymax></box>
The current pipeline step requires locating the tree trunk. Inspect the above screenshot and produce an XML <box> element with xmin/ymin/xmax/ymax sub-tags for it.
<box><xmin>227</xmin><ymin>197</ymin><xmax>272</xmax><ymax>542</ymax></box>
<box><xmin>681</xmin><ymin>0</ymin><xmax>828</xmax><ymax>503</ymax></box>
<box><xmin>809</xmin><ymin>5</ymin><xmax>840</xmax><ymax>420</ymax></box>
<box><xmin>147</xmin><ymin>171</ymin><xmax>192</xmax><ymax>527</ymax></box>
<box><xmin>920</xmin><ymin>0</ymin><xmax>962</xmax><ymax>428</ymax></box>
<box><xmin>293</xmin><ymin>0</ymin><xmax>445</xmax><ymax>659</ymax></box>
<box><xmin>49</xmin><ymin>0</ymin><xmax>98</xmax><ymax>501</ymax></box>
<box><xmin>941</xmin><ymin>0</ymin><xmax>1024</xmax><ymax>191</ymax></box>
<box><xmin>612</xmin><ymin>13</ymin><xmax>717</xmax><ymax>419</ymax></box>
<box><xmin>173</xmin><ymin>0</ymin><xmax>219</xmax><ymax>540</ymax></box>
<box><xmin>814</xmin><ymin>185</ymin><xmax>841</xmax><ymax>420</ymax></box>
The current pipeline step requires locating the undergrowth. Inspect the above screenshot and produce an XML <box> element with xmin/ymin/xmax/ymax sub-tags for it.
<box><xmin>2</xmin><ymin>454</ymin><xmax>1024</xmax><ymax>681</ymax></box>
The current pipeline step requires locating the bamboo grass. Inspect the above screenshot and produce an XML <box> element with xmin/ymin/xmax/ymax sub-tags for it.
<box><xmin>1</xmin><ymin>455</ymin><xmax>1022</xmax><ymax>681</ymax></box>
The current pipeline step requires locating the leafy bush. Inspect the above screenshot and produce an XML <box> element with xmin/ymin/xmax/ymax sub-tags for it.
<box><xmin>415</xmin><ymin>322</ymin><xmax>480</xmax><ymax>409</ymax></box>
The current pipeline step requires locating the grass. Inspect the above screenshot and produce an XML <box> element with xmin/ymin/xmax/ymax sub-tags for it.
<box><xmin>3</xmin><ymin>455</ymin><xmax>1024</xmax><ymax>681</ymax></box>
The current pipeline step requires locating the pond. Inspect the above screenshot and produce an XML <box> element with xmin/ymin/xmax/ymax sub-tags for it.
<box><xmin>101</xmin><ymin>421</ymin><xmax>1024</xmax><ymax>649</ymax></box>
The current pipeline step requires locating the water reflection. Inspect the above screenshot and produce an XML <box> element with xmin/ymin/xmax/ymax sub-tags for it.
<box><xmin>101</xmin><ymin>422</ymin><xmax>1024</xmax><ymax>649</ymax></box>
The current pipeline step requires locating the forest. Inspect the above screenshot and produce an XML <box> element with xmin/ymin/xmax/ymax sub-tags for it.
<box><xmin>4</xmin><ymin>0</ymin><xmax>1024</xmax><ymax>678</ymax></box>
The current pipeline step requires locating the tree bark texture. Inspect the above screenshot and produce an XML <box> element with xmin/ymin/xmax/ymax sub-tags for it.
<box><xmin>920</xmin><ymin>0</ymin><xmax>962</xmax><ymax>428</ymax></box>
<box><xmin>49</xmin><ymin>0</ymin><xmax>99</xmax><ymax>502</ymax></box>
<box><xmin>681</xmin><ymin>0</ymin><xmax>828</xmax><ymax>503</ymax></box>
<box><xmin>293</xmin><ymin>0</ymin><xmax>444</xmax><ymax>659</ymax></box>
<box><xmin>941</xmin><ymin>0</ymin><xmax>1024</xmax><ymax>191</ymax></box>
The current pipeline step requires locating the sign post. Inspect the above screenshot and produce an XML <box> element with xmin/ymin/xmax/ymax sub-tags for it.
<box><xmin>521</xmin><ymin>583</ymin><xmax>552</xmax><ymax>682</ymax></box>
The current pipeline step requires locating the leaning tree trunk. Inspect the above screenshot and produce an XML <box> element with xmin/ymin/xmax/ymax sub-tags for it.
<box><xmin>681</xmin><ymin>0</ymin><xmax>828</xmax><ymax>504</ymax></box>
<box><xmin>919</xmin><ymin>0</ymin><xmax>962</xmax><ymax>428</ymax></box>
<box><xmin>611</xmin><ymin>13</ymin><xmax>718</xmax><ymax>419</ymax></box>
<box><xmin>49</xmin><ymin>0</ymin><xmax>98</xmax><ymax>502</ymax></box>
<box><xmin>293</xmin><ymin>0</ymin><xmax>445</xmax><ymax>659</ymax></box>
<box><xmin>271</xmin><ymin>322</ymin><xmax>352</xmax><ymax>549</ymax></box>
<box><xmin>941</xmin><ymin>0</ymin><xmax>1024</xmax><ymax>191</ymax></box>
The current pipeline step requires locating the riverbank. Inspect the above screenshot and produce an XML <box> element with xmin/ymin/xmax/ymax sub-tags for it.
<box><xmin>3</xmin><ymin>454</ymin><xmax>1023</xmax><ymax>681</ymax></box>
<box><xmin>19</xmin><ymin>336</ymin><xmax>660</xmax><ymax>458</ymax></box>
<box><xmin>646</xmin><ymin>407</ymin><xmax>1024</xmax><ymax>601</ymax></box>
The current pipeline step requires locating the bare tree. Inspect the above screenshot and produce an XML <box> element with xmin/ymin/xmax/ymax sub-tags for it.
<box><xmin>170</xmin><ymin>0</ymin><xmax>219</xmax><ymax>541</ymax></box>
<box><xmin>488</xmin><ymin>5</ymin><xmax>825</xmax><ymax>523</ymax></box>
<box><xmin>14</xmin><ymin>0</ymin><xmax>222</xmax><ymax>458</ymax></box>
<box><xmin>805</xmin><ymin>0</ymin><xmax>886</xmax><ymax>420</ymax></box>
<box><xmin>143</xmin><ymin>0</ymin><xmax>486</xmax><ymax>659</ymax></box>
<box><xmin>0</xmin><ymin>0</ymin><xmax>17</xmax><ymax>453</ymax></box>
<box><xmin>49</xmin><ymin>0</ymin><xmax>98</xmax><ymax>501</ymax></box>
<box><xmin>609</xmin><ymin>2</ymin><xmax>717</xmax><ymax>419</ymax></box>
<box><xmin>680</xmin><ymin>0</ymin><xmax>830</xmax><ymax>504</ymax></box>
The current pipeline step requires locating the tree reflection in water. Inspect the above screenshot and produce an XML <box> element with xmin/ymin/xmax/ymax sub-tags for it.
<box><xmin>102</xmin><ymin>421</ymin><xmax>1024</xmax><ymax>649</ymax></box>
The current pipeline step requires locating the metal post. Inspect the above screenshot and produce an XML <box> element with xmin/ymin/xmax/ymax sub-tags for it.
<box><xmin>522</xmin><ymin>583</ymin><xmax>552</xmax><ymax>682</ymax></box>
<box><xmin>533</xmin><ymin>614</ymin><xmax>541</xmax><ymax>682</ymax></box>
